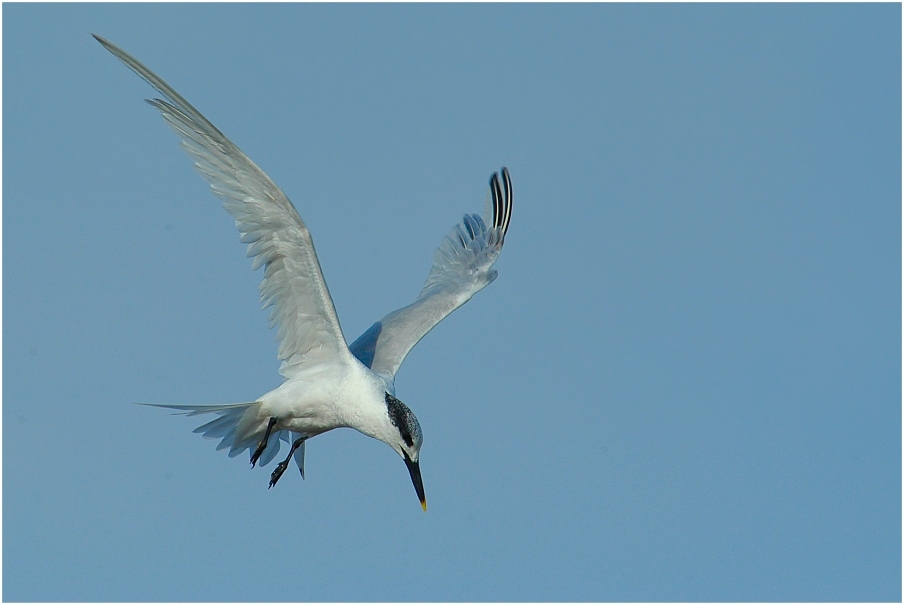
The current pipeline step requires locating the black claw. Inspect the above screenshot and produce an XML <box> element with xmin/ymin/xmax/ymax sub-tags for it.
<box><xmin>250</xmin><ymin>445</ymin><xmax>264</xmax><ymax>469</ymax></box>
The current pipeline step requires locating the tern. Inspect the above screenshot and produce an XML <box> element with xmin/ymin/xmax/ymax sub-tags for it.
<box><xmin>95</xmin><ymin>35</ymin><xmax>513</xmax><ymax>510</ymax></box>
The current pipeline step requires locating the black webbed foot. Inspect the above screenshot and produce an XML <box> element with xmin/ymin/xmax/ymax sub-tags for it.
<box><xmin>269</xmin><ymin>461</ymin><xmax>290</xmax><ymax>489</ymax></box>
<box><xmin>267</xmin><ymin>437</ymin><xmax>306</xmax><ymax>490</ymax></box>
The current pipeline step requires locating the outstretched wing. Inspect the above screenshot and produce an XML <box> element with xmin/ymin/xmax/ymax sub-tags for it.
<box><xmin>95</xmin><ymin>35</ymin><xmax>348</xmax><ymax>376</ymax></box>
<box><xmin>350</xmin><ymin>168</ymin><xmax>513</xmax><ymax>379</ymax></box>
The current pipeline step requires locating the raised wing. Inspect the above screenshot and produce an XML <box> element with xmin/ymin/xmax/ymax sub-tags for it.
<box><xmin>350</xmin><ymin>168</ymin><xmax>512</xmax><ymax>379</ymax></box>
<box><xmin>95</xmin><ymin>35</ymin><xmax>348</xmax><ymax>376</ymax></box>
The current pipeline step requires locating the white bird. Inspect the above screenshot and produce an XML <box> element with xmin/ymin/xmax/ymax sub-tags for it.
<box><xmin>95</xmin><ymin>35</ymin><xmax>513</xmax><ymax>510</ymax></box>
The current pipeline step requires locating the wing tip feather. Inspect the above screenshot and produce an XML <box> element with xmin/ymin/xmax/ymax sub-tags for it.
<box><xmin>488</xmin><ymin>166</ymin><xmax>513</xmax><ymax>241</ymax></box>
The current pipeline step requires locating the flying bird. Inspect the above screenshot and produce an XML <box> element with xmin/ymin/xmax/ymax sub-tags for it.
<box><xmin>94</xmin><ymin>35</ymin><xmax>513</xmax><ymax>510</ymax></box>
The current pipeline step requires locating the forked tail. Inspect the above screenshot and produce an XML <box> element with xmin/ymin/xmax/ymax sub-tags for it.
<box><xmin>140</xmin><ymin>402</ymin><xmax>306</xmax><ymax>472</ymax></box>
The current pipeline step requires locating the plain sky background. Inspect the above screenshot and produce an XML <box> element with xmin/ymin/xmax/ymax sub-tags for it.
<box><xmin>3</xmin><ymin>3</ymin><xmax>901</xmax><ymax>602</ymax></box>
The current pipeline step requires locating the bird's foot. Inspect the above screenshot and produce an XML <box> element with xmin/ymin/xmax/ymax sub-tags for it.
<box><xmin>269</xmin><ymin>461</ymin><xmax>289</xmax><ymax>489</ymax></box>
<box><xmin>267</xmin><ymin>436</ymin><xmax>306</xmax><ymax>489</ymax></box>
<box><xmin>250</xmin><ymin>417</ymin><xmax>278</xmax><ymax>468</ymax></box>
<box><xmin>250</xmin><ymin>442</ymin><xmax>266</xmax><ymax>468</ymax></box>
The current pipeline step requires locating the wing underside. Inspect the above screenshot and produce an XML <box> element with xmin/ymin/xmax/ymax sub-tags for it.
<box><xmin>350</xmin><ymin>168</ymin><xmax>513</xmax><ymax>378</ymax></box>
<box><xmin>95</xmin><ymin>35</ymin><xmax>349</xmax><ymax>375</ymax></box>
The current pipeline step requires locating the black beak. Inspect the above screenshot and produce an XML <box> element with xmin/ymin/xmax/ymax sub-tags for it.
<box><xmin>403</xmin><ymin>451</ymin><xmax>427</xmax><ymax>511</ymax></box>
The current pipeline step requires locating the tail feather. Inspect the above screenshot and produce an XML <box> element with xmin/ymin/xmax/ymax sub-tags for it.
<box><xmin>193</xmin><ymin>413</ymin><xmax>241</xmax><ymax>439</ymax></box>
<box><xmin>141</xmin><ymin>402</ymin><xmax>261</xmax><ymax>459</ymax></box>
<box><xmin>292</xmin><ymin>432</ymin><xmax>306</xmax><ymax>479</ymax></box>
<box><xmin>142</xmin><ymin>402</ymin><xmax>255</xmax><ymax>416</ymax></box>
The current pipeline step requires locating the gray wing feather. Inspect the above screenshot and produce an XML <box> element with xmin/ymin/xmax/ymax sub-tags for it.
<box><xmin>350</xmin><ymin>168</ymin><xmax>512</xmax><ymax>378</ymax></box>
<box><xmin>95</xmin><ymin>35</ymin><xmax>348</xmax><ymax>376</ymax></box>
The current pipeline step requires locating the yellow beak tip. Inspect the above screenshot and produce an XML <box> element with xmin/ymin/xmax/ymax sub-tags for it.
<box><xmin>421</xmin><ymin>500</ymin><xmax>428</xmax><ymax>512</ymax></box>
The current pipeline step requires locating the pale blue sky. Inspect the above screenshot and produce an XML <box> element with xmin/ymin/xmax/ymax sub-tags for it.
<box><xmin>3</xmin><ymin>3</ymin><xmax>901</xmax><ymax>601</ymax></box>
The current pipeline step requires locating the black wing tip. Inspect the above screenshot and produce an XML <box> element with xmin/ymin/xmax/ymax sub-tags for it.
<box><xmin>489</xmin><ymin>172</ymin><xmax>503</xmax><ymax>229</ymax></box>
<box><xmin>488</xmin><ymin>166</ymin><xmax>513</xmax><ymax>237</ymax></box>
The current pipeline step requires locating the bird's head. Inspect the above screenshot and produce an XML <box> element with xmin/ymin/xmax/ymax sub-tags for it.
<box><xmin>384</xmin><ymin>392</ymin><xmax>426</xmax><ymax>511</ymax></box>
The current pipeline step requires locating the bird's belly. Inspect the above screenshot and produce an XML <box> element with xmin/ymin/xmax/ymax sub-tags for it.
<box><xmin>278</xmin><ymin>400</ymin><xmax>342</xmax><ymax>436</ymax></box>
<box><xmin>258</xmin><ymin>363</ymin><xmax>377</xmax><ymax>436</ymax></box>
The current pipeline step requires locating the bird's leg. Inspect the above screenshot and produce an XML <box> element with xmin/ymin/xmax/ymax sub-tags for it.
<box><xmin>250</xmin><ymin>417</ymin><xmax>278</xmax><ymax>468</ymax></box>
<box><xmin>269</xmin><ymin>437</ymin><xmax>306</xmax><ymax>489</ymax></box>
